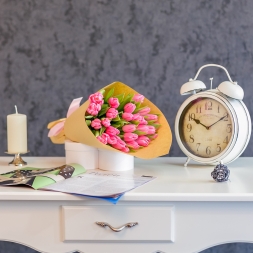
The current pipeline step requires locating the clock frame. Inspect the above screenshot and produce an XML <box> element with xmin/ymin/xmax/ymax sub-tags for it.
<box><xmin>175</xmin><ymin>90</ymin><xmax>251</xmax><ymax>165</ymax></box>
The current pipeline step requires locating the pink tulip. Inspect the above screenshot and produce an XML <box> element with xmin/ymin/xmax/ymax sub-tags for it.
<box><xmin>122</xmin><ymin>112</ymin><xmax>133</xmax><ymax>121</ymax></box>
<box><xmin>145</xmin><ymin>114</ymin><xmax>158</xmax><ymax>121</ymax></box>
<box><xmin>89</xmin><ymin>92</ymin><xmax>104</xmax><ymax>105</ymax></box>
<box><xmin>126</xmin><ymin>141</ymin><xmax>140</xmax><ymax>150</ymax></box>
<box><xmin>108</xmin><ymin>97</ymin><xmax>120</xmax><ymax>108</ymax></box>
<box><xmin>136</xmin><ymin>125</ymin><xmax>149</xmax><ymax>134</ymax></box>
<box><xmin>136</xmin><ymin>136</ymin><xmax>150</xmax><ymax>147</ymax></box>
<box><xmin>107</xmin><ymin>135</ymin><xmax>118</xmax><ymax>145</ymax></box>
<box><xmin>133</xmin><ymin>94</ymin><xmax>145</xmax><ymax>103</ymax></box>
<box><xmin>121</xmin><ymin>146</ymin><xmax>130</xmax><ymax>153</ymax></box>
<box><xmin>132</xmin><ymin>113</ymin><xmax>141</xmax><ymax>121</ymax></box>
<box><xmin>106</xmin><ymin>108</ymin><xmax>118</xmax><ymax>119</ymax></box>
<box><xmin>124</xmin><ymin>103</ymin><xmax>136</xmax><ymax>113</ymax></box>
<box><xmin>138</xmin><ymin>107</ymin><xmax>151</xmax><ymax>116</ymax></box>
<box><xmin>97</xmin><ymin>133</ymin><xmax>109</xmax><ymax>144</ymax></box>
<box><xmin>112</xmin><ymin>139</ymin><xmax>126</xmax><ymax>150</ymax></box>
<box><xmin>139</xmin><ymin>118</ymin><xmax>148</xmax><ymax>125</ymax></box>
<box><xmin>122</xmin><ymin>124</ymin><xmax>136</xmax><ymax>133</ymax></box>
<box><xmin>91</xmin><ymin>118</ymin><xmax>102</xmax><ymax>130</ymax></box>
<box><xmin>87</xmin><ymin>103</ymin><xmax>101</xmax><ymax>116</ymax></box>
<box><xmin>147</xmin><ymin>125</ymin><xmax>156</xmax><ymax>134</ymax></box>
<box><xmin>124</xmin><ymin>133</ymin><xmax>138</xmax><ymax>142</ymax></box>
<box><xmin>101</xmin><ymin>118</ymin><xmax>111</xmax><ymax>127</ymax></box>
<box><xmin>105</xmin><ymin>126</ymin><xmax>120</xmax><ymax>136</ymax></box>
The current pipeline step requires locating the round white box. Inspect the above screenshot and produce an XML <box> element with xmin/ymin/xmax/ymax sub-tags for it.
<box><xmin>65</xmin><ymin>140</ymin><xmax>98</xmax><ymax>170</ymax></box>
<box><xmin>98</xmin><ymin>149</ymin><xmax>134</xmax><ymax>171</ymax></box>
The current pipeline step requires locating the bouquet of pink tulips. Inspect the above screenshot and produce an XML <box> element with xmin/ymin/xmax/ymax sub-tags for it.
<box><xmin>85</xmin><ymin>89</ymin><xmax>160</xmax><ymax>153</ymax></box>
<box><xmin>48</xmin><ymin>81</ymin><xmax>172</xmax><ymax>159</ymax></box>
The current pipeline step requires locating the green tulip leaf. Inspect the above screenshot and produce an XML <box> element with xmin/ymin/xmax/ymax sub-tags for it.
<box><xmin>99</xmin><ymin>126</ymin><xmax>106</xmax><ymax>135</ymax></box>
<box><xmin>134</xmin><ymin>102</ymin><xmax>141</xmax><ymax>109</ymax></box>
<box><xmin>85</xmin><ymin>120</ymin><xmax>91</xmax><ymax>126</ymax></box>
<box><xmin>112</xmin><ymin>115</ymin><xmax>121</xmax><ymax>121</ymax></box>
<box><xmin>118</xmin><ymin>93</ymin><xmax>134</xmax><ymax>111</ymax></box>
<box><xmin>98</xmin><ymin>105</ymin><xmax>109</xmax><ymax>117</ymax></box>
<box><xmin>104</xmin><ymin>88</ymin><xmax>115</xmax><ymax>103</ymax></box>
<box><xmin>115</xmin><ymin>93</ymin><xmax>125</xmax><ymax>103</ymax></box>
<box><xmin>111</xmin><ymin>123</ymin><xmax>121</xmax><ymax>128</ymax></box>
<box><xmin>134</xmin><ymin>130</ymin><xmax>147</xmax><ymax>135</ymax></box>
<box><xmin>85</xmin><ymin>115</ymin><xmax>94</xmax><ymax>119</ymax></box>
<box><xmin>133</xmin><ymin>106</ymin><xmax>148</xmax><ymax>114</ymax></box>
<box><xmin>147</xmin><ymin>120</ymin><xmax>157</xmax><ymax>124</ymax></box>
<box><xmin>149</xmin><ymin>123</ymin><xmax>161</xmax><ymax>129</ymax></box>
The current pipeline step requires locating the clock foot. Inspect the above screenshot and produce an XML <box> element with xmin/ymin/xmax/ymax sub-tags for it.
<box><xmin>184</xmin><ymin>157</ymin><xmax>191</xmax><ymax>167</ymax></box>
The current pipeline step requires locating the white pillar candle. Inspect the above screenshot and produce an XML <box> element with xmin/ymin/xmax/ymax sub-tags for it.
<box><xmin>7</xmin><ymin>106</ymin><xmax>27</xmax><ymax>153</ymax></box>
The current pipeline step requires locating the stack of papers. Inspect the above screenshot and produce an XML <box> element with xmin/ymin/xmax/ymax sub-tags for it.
<box><xmin>0</xmin><ymin>165</ymin><xmax>155</xmax><ymax>204</ymax></box>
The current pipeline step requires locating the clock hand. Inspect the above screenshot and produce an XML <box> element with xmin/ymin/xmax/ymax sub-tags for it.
<box><xmin>208</xmin><ymin>115</ymin><xmax>227</xmax><ymax>128</ymax></box>
<box><xmin>190</xmin><ymin>117</ymin><xmax>209</xmax><ymax>130</ymax></box>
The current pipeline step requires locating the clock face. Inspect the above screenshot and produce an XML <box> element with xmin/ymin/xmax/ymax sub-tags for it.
<box><xmin>179</xmin><ymin>97</ymin><xmax>233</xmax><ymax>158</ymax></box>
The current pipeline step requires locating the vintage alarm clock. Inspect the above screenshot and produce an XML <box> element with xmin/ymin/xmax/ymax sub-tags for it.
<box><xmin>175</xmin><ymin>64</ymin><xmax>251</xmax><ymax>166</ymax></box>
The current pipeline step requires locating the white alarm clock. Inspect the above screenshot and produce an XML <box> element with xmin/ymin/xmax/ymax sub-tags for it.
<box><xmin>175</xmin><ymin>64</ymin><xmax>251</xmax><ymax>166</ymax></box>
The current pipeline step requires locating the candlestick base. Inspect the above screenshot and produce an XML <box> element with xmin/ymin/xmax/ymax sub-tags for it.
<box><xmin>5</xmin><ymin>151</ymin><xmax>29</xmax><ymax>167</ymax></box>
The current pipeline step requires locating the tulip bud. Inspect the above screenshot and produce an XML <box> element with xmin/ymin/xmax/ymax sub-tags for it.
<box><xmin>133</xmin><ymin>94</ymin><xmax>145</xmax><ymax>103</ymax></box>
<box><xmin>101</xmin><ymin>118</ymin><xmax>111</xmax><ymax>127</ymax></box>
<box><xmin>138</xmin><ymin>107</ymin><xmax>151</xmax><ymax>116</ymax></box>
<box><xmin>124</xmin><ymin>103</ymin><xmax>136</xmax><ymax>113</ymax></box>
<box><xmin>136</xmin><ymin>136</ymin><xmax>150</xmax><ymax>147</ymax></box>
<box><xmin>123</xmin><ymin>133</ymin><xmax>138</xmax><ymax>142</ymax></box>
<box><xmin>122</xmin><ymin>124</ymin><xmax>136</xmax><ymax>133</ymax></box>
<box><xmin>126</xmin><ymin>141</ymin><xmax>140</xmax><ymax>150</ymax></box>
<box><xmin>147</xmin><ymin>125</ymin><xmax>156</xmax><ymax>134</ymax></box>
<box><xmin>108</xmin><ymin>97</ymin><xmax>120</xmax><ymax>108</ymax></box>
<box><xmin>97</xmin><ymin>133</ymin><xmax>109</xmax><ymax>144</ymax></box>
<box><xmin>145</xmin><ymin>114</ymin><xmax>158</xmax><ymax>121</ymax></box>
<box><xmin>122</xmin><ymin>112</ymin><xmax>133</xmax><ymax>121</ymax></box>
<box><xmin>91</xmin><ymin>118</ymin><xmax>102</xmax><ymax>130</ymax></box>
<box><xmin>105</xmin><ymin>126</ymin><xmax>120</xmax><ymax>136</ymax></box>
<box><xmin>106</xmin><ymin>108</ymin><xmax>118</xmax><ymax>119</ymax></box>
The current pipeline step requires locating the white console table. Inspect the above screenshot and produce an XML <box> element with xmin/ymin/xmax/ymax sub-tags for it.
<box><xmin>1</xmin><ymin>157</ymin><xmax>253</xmax><ymax>253</ymax></box>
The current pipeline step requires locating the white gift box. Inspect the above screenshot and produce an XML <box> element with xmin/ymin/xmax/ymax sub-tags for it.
<box><xmin>98</xmin><ymin>149</ymin><xmax>134</xmax><ymax>171</ymax></box>
<box><xmin>65</xmin><ymin>140</ymin><xmax>98</xmax><ymax>170</ymax></box>
<box><xmin>65</xmin><ymin>140</ymin><xmax>134</xmax><ymax>171</ymax></box>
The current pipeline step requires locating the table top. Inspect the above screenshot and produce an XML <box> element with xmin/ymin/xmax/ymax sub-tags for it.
<box><xmin>0</xmin><ymin>157</ymin><xmax>253</xmax><ymax>202</ymax></box>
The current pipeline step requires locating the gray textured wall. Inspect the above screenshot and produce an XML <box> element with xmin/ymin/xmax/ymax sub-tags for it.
<box><xmin>1</xmin><ymin>0</ymin><xmax>253</xmax><ymax>252</ymax></box>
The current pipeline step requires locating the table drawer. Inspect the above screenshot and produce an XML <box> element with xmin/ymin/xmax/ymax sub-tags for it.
<box><xmin>62</xmin><ymin>205</ymin><xmax>174</xmax><ymax>242</ymax></box>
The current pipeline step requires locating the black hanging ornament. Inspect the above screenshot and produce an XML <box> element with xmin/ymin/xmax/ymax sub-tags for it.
<box><xmin>211</xmin><ymin>163</ymin><xmax>230</xmax><ymax>182</ymax></box>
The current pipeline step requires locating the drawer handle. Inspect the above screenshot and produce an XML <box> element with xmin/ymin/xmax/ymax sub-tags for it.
<box><xmin>96</xmin><ymin>221</ymin><xmax>138</xmax><ymax>232</ymax></box>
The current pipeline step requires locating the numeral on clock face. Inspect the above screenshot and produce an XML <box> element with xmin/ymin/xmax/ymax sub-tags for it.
<box><xmin>186</xmin><ymin>124</ymin><xmax>192</xmax><ymax>132</ymax></box>
<box><xmin>196</xmin><ymin>143</ymin><xmax>201</xmax><ymax>152</ymax></box>
<box><xmin>206</xmin><ymin>146</ymin><xmax>211</xmax><ymax>155</ymax></box>
<box><xmin>205</xmin><ymin>101</ymin><xmax>212</xmax><ymax>110</ymax></box>
<box><xmin>216</xmin><ymin>144</ymin><xmax>221</xmax><ymax>153</ymax></box>
<box><xmin>188</xmin><ymin>113</ymin><xmax>195</xmax><ymax>121</ymax></box>
<box><xmin>223</xmin><ymin>113</ymin><xmax>228</xmax><ymax>121</ymax></box>
<box><xmin>226</xmin><ymin>124</ymin><xmax>232</xmax><ymax>133</ymax></box>
<box><xmin>180</xmin><ymin>97</ymin><xmax>233</xmax><ymax>158</ymax></box>
<box><xmin>196</xmin><ymin>106</ymin><xmax>202</xmax><ymax>113</ymax></box>
<box><xmin>189</xmin><ymin>135</ymin><xmax>194</xmax><ymax>143</ymax></box>
<box><xmin>223</xmin><ymin>136</ymin><xmax>229</xmax><ymax>144</ymax></box>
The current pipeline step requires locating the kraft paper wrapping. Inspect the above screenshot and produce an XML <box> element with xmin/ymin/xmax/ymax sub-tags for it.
<box><xmin>49</xmin><ymin>81</ymin><xmax>172</xmax><ymax>159</ymax></box>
